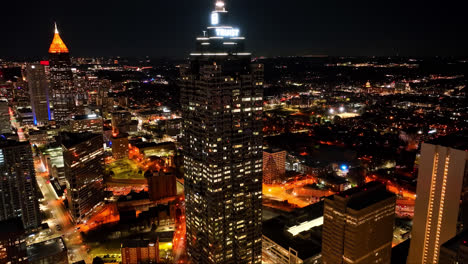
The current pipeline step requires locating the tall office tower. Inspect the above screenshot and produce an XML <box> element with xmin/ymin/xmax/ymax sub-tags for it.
<box><xmin>0</xmin><ymin>218</ymin><xmax>27</xmax><ymax>264</ymax></box>
<box><xmin>263</xmin><ymin>148</ymin><xmax>286</xmax><ymax>184</ymax></box>
<box><xmin>0</xmin><ymin>98</ymin><xmax>11</xmax><ymax>135</ymax></box>
<box><xmin>0</xmin><ymin>139</ymin><xmax>41</xmax><ymax>229</ymax></box>
<box><xmin>407</xmin><ymin>135</ymin><xmax>468</xmax><ymax>264</ymax></box>
<box><xmin>49</xmin><ymin>23</ymin><xmax>75</xmax><ymax>123</ymax></box>
<box><xmin>180</xmin><ymin>1</ymin><xmax>264</xmax><ymax>263</ymax></box>
<box><xmin>61</xmin><ymin>132</ymin><xmax>104</xmax><ymax>222</ymax></box>
<box><xmin>26</xmin><ymin>64</ymin><xmax>51</xmax><ymax>126</ymax></box>
<box><xmin>322</xmin><ymin>181</ymin><xmax>396</xmax><ymax>264</ymax></box>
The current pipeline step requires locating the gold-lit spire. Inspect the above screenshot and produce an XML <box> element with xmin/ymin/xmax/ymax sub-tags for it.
<box><xmin>49</xmin><ymin>22</ymin><xmax>69</xmax><ymax>54</ymax></box>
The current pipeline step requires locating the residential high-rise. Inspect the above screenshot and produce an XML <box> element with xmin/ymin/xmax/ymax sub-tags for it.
<box><xmin>263</xmin><ymin>148</ymin><xmax>286</xmax><ymax>184</ymax></box>
<box><xmin>49</xmin><ymin>23</ymin><xmax>75</xmax><ymax>123</ymax></box>
<box><xmin>25</xmin><ymin>63</ymin><xmax>51</xmax><ymax>126</ymax></box>
<box><xmin>322</xmin><ymin>181</ymin><xmax>396</xmax><ymax>264</ymax></box>
<box><xmin>181</xmin><ymin>1</ymin><xmax>264</xmax><ymax>263</ymax></box>
<box><xmin>0</xmin><ymin>139</ymin><xmax>41</xmax><ymax>229</ymax></box>
<box><xmin>0</xmin><ymin>98</ymin><xmax>11</xmax><ymax>135</ymax></box>
<box><xmin>407</xmin><ymin>135</ymin><xmax>468</xmax><ymax>264</ymax></box>
<box><xmin>61</xmin><ymin>132</ymin><xmax>104</xmax><ymax>222</ymax></box>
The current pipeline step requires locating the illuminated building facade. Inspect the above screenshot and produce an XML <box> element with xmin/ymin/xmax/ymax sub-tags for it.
<box><xmin>26</xmin><ymin>63</ymin><xmax>51</xmax><ymax>126</ymax></box>
<box><xmin>0</xmin><ymin>218</ymin><xmax>27</xmax><ymax>264</ymax></box>
<box><xmin>181</xmin><ymin>1</ymin><xmax>264</xmax><ymax>263</ymax></box>
<box><xmin>407</xmin><ymin>137</ymin><xmax>468</xmax><ymax>264</ymax></box>
<box><xmin>322</xmin><ymin>181</ymin><xmax>396</xmax><ymax>264</ymax></box>
<box><xmin>0</xmin><ymin>140</ymin><xmax>41</xmax><ymax>229</ymax></box>
<box><xmin>121</xmin><ymin>240</ymin><xmax>159</xmax><ymax>264</ymax></box>
<box><xmin>61</xmin><ymin>132</ymin><xmax>104</xmax><ymax>222</ymax></box>
<box><xmin>49</xmin><ymin>23</ymin><xmax>75</xmax><ymax>123</ymax></box>
<box><xmin>263</xmin><ymin>148</ymin><xmax>286</xmax><ymax>184</ymax></box>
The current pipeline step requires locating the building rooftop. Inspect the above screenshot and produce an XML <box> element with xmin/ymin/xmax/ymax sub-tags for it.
<box><xmin>60</xmin><ymin>132</ymin><xmax>100</xmax><ymax>148</ymax></box>
<box><xmin>262</xmin><ymin>202</ymin><xmax>323</xmax><ymax>261</ymax></box>
<box><xmin>333</xmin><ymin>181</ymin><xmax>395</xmax><ymax>210</ymax></box>
<box><xmin>121</xmin><ymin>239</ymin><xmax>156</xmax><ymax>248</ymax></box>
<box><xmin>427</xmin><ymin>132</ymin><xmax>468</xmax><ymax>151</ymax></box>
<box><xmin>0</xmin><ymin>138</ymin><xmax>30</xmax><ymax>149</ymax></box>
<box><xmin>441</xmin><ymin>230</ymin><xmax>468</xmax><ymax>252</ymax></box>
<box><xmin>27</xmin><ymin>237</ymin><xmax>67</xmax><ymax>261</ymax></box>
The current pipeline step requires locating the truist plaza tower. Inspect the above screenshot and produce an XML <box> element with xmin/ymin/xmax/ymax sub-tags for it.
<box><xmin>181</xmin><ymin>1</ymin><xmax>264</xmax><ymax>263</ymax></box>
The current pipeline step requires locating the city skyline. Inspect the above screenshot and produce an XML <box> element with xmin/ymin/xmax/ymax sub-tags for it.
<box><xmin>0</xmin><ymin>0</ymin><xmax>467</xmax><ymax>263</ymax></box>
<box><xmin>1</xmin><ymin>0</ymin><xmax>468</xmax><ymax>58</ymax></box>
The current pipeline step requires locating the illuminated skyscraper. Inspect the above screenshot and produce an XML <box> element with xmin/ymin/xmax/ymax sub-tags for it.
<box><xmin>26</xmin><ymin>63</ymin><xmax>51</xmax><ymax>125</ymax></box>
<box><xmin>322</xmin><ymin>181</ymin><xmax>396</xmax><ymax>264</ymax></box>
<box><xmin>0</xmin><ymin>139</ymin><xmax>41</xmax><ymax>229</ymax></box>
<box><xmin>181</xmin><ymin>1</ymin><xmax>264</xmax><ymax>263</ymax></box>
<box><xmin>407</xmin><ymin>136</ymin><xmax>468</xmax><ymax>264</ymax></box>
<box><xmin>61</xmin><ymin>132</ymin><xmax>104</xmax><ymax>222</ymax></box>
<box><xmin>49</xmin><ymin>23</ymin><xmax>75</xmax><ymax>123</ymax></box>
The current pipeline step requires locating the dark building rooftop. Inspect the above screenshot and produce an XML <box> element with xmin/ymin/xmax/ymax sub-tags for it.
<box><xmin>60</xmin><ymin>132</ymin><xmax>100</xmax><ymax>148</ymax></box>
<box><xmin>333</xmin><ymin>181</ymin><xmax>395</xmax><ymax>210</ymax></box>
<box><xmin>27</xmin><ymin>237</ymin><xmax>67</xmax><ymax>261</ymax></box>
<box><xmin>427</xmin><ymin>132</ymin><xmax>468</xmax><ymax>151</ymax></box>
<box><xmin>121</xmin><ymin>239</ymin><xmax>156</xmax><ymax>248</ymax></box>
<box><xmin>0</xmin><ymin>138</ymin><xmax>30</xmax><ymax>149</ymax></box>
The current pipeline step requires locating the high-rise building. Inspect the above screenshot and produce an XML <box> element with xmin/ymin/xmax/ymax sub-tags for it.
<box><xmin>407</xmin><ymin>135</ymin><xmax>468</xmax><ymax>264</ymax></box>
<box><xmin>49</xmin><ymin>23</ymin><xmax>75</xmax><ymax>123</ymax></box>
<box><xmin>0</xmin><ymin>98</ymin><xmax>11</xmax><ymax>135</ymax></box>
<box><xmin>181</xmin><ymin>1</ymin><xmax>264</xmax><ymax>263</ymax></box>
<box><xmin>61</xmin><ymin>132</ymin><xmax>104</xmax><ymax>222</ymax></box>
<box><xmin>25</xmin><ymin>63</ymin><xmax>51</xmax><ymax>126</ymax></box>
<box><xmin>322</xmin><ymin>181</ymin><xmax>396</xmax><ymax>264</ymax></box>
<box><xmin>0</xmin><ymin>139</ymin><xmax>41</xmax><ymax>229</ymax></box>
<box><xmin>263</xmin><ymin>148</ymin><xmax>286</xmax><ymax>184</ymax></box>
<box><xmin>0</xmin><ymin>218</ymin><xmax>27</xmax><ymax>264</ymax></box>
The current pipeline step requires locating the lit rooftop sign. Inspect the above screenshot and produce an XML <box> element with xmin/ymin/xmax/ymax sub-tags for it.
<box><xmin>216</xmin><ymin>28</ymin><xmax>239</xmax><ymax>37</ymax></box>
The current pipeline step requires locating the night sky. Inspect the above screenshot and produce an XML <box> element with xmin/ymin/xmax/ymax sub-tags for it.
<box><xmin>2</xmin><ymin>0</ymin><xmax>468</xmax><ymax>58</ymax></box>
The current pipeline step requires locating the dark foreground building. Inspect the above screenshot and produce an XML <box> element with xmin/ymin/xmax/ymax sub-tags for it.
<box><xmin>322</xmin><ymin>181</ymin><xmax>396</xmax><ymax>264</ymax></box>
<box><xmin>0</xmin><ymin>218</ymin><xmax>27</xmax><ymax>264</ymax></box>
<box><xmin>0</xmin><ymin>139</ymin><xmax>41</xmax><ymax>229</ymax></box>
<box><xmin>181</xmin><ymin>1</ymin><xmax>264</xmax><ymax>263</ymax></box>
